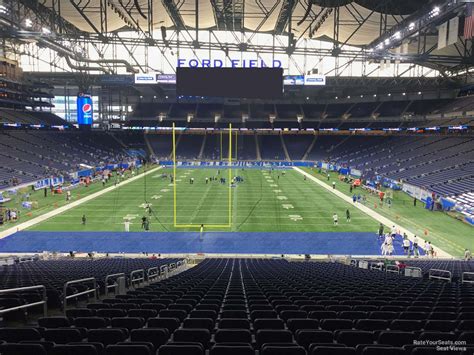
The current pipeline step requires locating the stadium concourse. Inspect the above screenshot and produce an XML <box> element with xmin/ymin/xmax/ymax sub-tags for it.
<box><xmin>2</xmin><ymin>0</ymin><xmax>474</xmax><ymax>353</ymax></box>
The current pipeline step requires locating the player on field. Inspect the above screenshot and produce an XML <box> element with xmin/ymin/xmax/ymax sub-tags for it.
<box><xmin>333</xmin><ymin>213</ymin><xmax>338</xmax><ymax>226</ymax></box>
<box><xmin>346</xmin><ymin>209</ymin><xmax>351</xmax><ymax>222</ymax></box>
<box><xmin>378</xmin><ymin>223</ymin><xmax>384</xmax><ymax>239</ymax></box>
<box><xmin>402</xmin><ymin>235</ymin><xmax>410</xmax><ymax>255</ymax></box>
<box><xmin>412</xmin><ymin>235</ymin><xmax>419</xmax><ymax>257</ymax></box>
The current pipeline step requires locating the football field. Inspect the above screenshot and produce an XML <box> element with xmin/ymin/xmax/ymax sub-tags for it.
<box><xmin>28</xmin><ymin>167</ymin><xmax>378</xmax><ymax>233</ymax></box>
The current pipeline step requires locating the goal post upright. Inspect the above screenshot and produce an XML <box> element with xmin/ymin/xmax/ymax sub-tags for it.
<box><xmin>172</xmin><ymin>122</ymin><xmax>177</xmax><ymax>227</ymax></box>
<box><xmin>228</xmin><ymin>123</ymin><xmax>232</xmax><ymax>227</ymax></box>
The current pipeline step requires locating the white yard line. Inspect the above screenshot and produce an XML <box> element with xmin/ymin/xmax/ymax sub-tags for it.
<box><xmin>293</xmin><ymin>167</ymin><xmax>451</xmax><ymax>258</ymax></box>
<box><xmin>0</xmin><ymin>166</ymin><xmax>163</xmax><ymax>240</ymax></box>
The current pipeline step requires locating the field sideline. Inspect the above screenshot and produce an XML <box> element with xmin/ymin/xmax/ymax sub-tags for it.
<box><xmin>302</xmin><ymin>168</ymin><xmax>471</xmax><ymax>257</ymax></box>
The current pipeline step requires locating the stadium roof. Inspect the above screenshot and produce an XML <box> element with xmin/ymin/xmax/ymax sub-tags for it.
<box><xmin>1</xmin><ymin>0</ymin><xmax>472</xmax><ymax>78</ymax></box>
<box><xmin>50</xmin><ymin>0</ymin><xmax>426</xmax><ymax>45</ymax></box>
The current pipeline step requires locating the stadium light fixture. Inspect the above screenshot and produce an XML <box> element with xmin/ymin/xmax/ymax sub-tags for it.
<box><xmin>402</xmin><ymin>92</ymin><xmax>406</xmax><ymax>96</ymax></box>
<box><xmin>165</xmin><ymin>96</ymin><xmax>169</xmax><ymax>99</ymax></box>
<box><xmin>139</xmin><ymin>95</ymin><xmax>143</xmax><ymax>99</ymax></box>
<box><xmin>335</xmin><ymin>96</ymin><xmax>338</xmax><ymax>99</ymax></box>
<box><xmin>360</xmin><ymin>95</ymin><xmax>364</xmax><ymax>98</ymax></box>
<box><xmin>153</xmin><ymin>95</ymin><xmax>157</xmax><ymax>99</ymax></box>
<box><xmin>347</xmin><ymin>96</ymin><xmax>351</xmax><ymax>99</ymax></box>
<box><xmin>418</xmin><ymin>91</ymin><xmax>422</xmax><ymax>95</ymax></box>
<box><xmin>408</xmin><ymin>22</ymin><xmax>415</xmax><ymax>31</ymax></box>
<box><xmin>306</xmin><ymin>97</ymin><xmax>309</xmax><ymax>100</ymax></box>
<box><xmin>388</xmin><ymin>93</ymin><xmax>392</xmax><ymax>96</ymax></box>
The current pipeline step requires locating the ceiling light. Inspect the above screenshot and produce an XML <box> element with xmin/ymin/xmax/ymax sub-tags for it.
<box><xmin>25</xmin><ymin>19</ymin><xmax>33</xmax><ymax>28</ymax></box>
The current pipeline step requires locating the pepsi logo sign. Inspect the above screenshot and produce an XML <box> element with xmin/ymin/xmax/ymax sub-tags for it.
<box><xmin>82</xmin><ymin>103</ymin><xmax>92</xmax><ymax>113</ymax></box>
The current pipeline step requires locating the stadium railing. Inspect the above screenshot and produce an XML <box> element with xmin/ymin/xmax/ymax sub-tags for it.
<box><xmin>428</xmin><ymin>268</ymin><xmax>452</xmax><ymax>282</ymax></box>
<box><xmin>0</xmin><ymin>285</ymin><xmax>47</xmax><ymax>317</ymax></box>
<box><xmin>63</xmin><ymin>277</ymin><xmax>97</xmax><ymax>313</ymax></box>
<box><xmin>461</xmin><ymin>272</ymin><xmax>474</xmax><ymax>284</ymax></box>
<box><xmin>104</xmin><ymin>273</ymin><xmax>125</xmax><ymax>297</ymax></box>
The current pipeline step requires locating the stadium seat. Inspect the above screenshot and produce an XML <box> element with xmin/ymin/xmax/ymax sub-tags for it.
<box><xmin>310</xmin><ymin>346</ymin><xmax>356</xmax><ymax>355</ymax></box>
<box><xmin>214</xmin><ymin>329</ymin><xmax>252</xmax><ymax>343</ymax></box>
<box><xmin>254</xmin><ymin>318</ymin><xmax>285</xmax><ymax>330</ymax></box>
<box><xmin>218</xmin><ymin>318</ymin><xmax>251</xmax><ymax>329</ymax></box>
<box><xmin>130</xmin><ymin>328</ymin><xmax>170</xmax><ymax>349</ymax></box>
<box><xmin>256</xmin><ymin>329</ymin><xmax>293</xmax><ymax>349</ymax></box>
<box><xmin>336</xmin><ymin>330</ymin><xmax>374</xmax><ymax>346</ymax></box>
<box><xmin>320</xmin><ymin>319</ymin><xmax>353</xmax><ymax>331</ymax></box>
<box><xmin>210</xmin><ymin>344</ymin><xmax>255</xmax><ymax>355</ymax></box>
<box><xmin>172</xmin><ymin>329</ymin><xmax>212</xmax><ymax>348</ymax></box>
<box><xmin>261</xmin><ymin>345</ymin><xmax>307</xmax><ymax>355</ymax></box>
<box><xmin>105</xmin><ymin>344</ymin><xmax>152</xmax><ymax>355</ymax></box>
<box><xmin>87</xmin><ymin>329</ymin><xmax>128</xmax><ymax>346</ymax></box>
<box><xmin>377</xmin><ymin>331</ymin><xmax>415</xmax><ymax>347</ymax></box>
<box><xmin>37</xmin><ymin>317</ymin><xmax>70</xmax><ymax>328</ymax></box>
<box><xmin>0</xmin><ymin>343</ymin><xmax>47</xmax><ymax>355</ymax></box>
<box><xmin>74</xmin><ymin>317</ymin><xmax>109</xmax><ymax>329</ymax></box>
<box><xmin>110</xmin><ymin>317</ymin><xmax>145</xmax><ymax>330</ymax></box>
<box><xmin>287</xmin><ymin>319</ymin><xmax>319</xmax><ymax>333</ymax></box>
<box><xmin>147</xmin><ymin>317</ymin><xmax>180</xmax><ymax>332</ymax></box>
<box><xmin>49</xmin><ymin>344</ymin><xmax>99</xmax><ymax>355</ymax></box>
<box><xmin>355</xmin><ymin>319</ymin><xmax>389</xmax><ymax>331</ymax></box>
<box><xmin>0</xmin><ymin>328</ymin><xmax>42</xmax><ymax>342</ymax></box>
<box><xmin>44</xmin><ymin>328</ymin><xmax>84</xmax><ymax>344</ymax></box>
<box><xmin>158</xmin><ymin>343</ymin><xmax>204</xmax><ymax>355</ymax></box>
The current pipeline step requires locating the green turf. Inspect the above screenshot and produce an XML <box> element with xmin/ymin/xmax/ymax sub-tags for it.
<box><xmin>302</xmin><ymin>168</ymin><xmax>473</xmax><ymax>257</ymax></box>
<box><xmin>0</xmin><ymin>169</ymin><xmax>139</xmax><ymax>232</ymax></box>
<box><xmin>27</xmin><ymin>167</ymin><xmax>379</xmax><ymax>233</ymax></box>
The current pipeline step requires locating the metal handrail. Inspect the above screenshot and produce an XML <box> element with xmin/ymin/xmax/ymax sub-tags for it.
<box><xmin>0</xmin><ymin>285</ymin><xmax>47</xmax><ymax>317</ymax></box>
<box><xmin>104</xmin><ymin>273</ymin><xmax>125</xmax><ymax>297</ymax></box>
<box><xmin>386</xmin><ymin>265</ymin><xmax>400</xmax><ymax>273</ymax></box>
<box><xmin>461</xmin><ymin>272</ymin><xmax>474</xmax><ymax>284</ymax></box>
<box><xmin>147</xmin><ymin>267</ymin><xmax>159</xmax><ymax>282</ymax></box>
<box><xmin>63</xmin><ymin>277</ymin><xmax>97</xmax><ymax>312</ymax></box>
<box><xmin>130</xmin><ymin>269</ymin><xmax>145</xmax><ymax>288</ymax></box>
<box><xmin>428</xmin><ymin>269</ymin><xmax>452</xmax><ymax>282</ymax></box>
